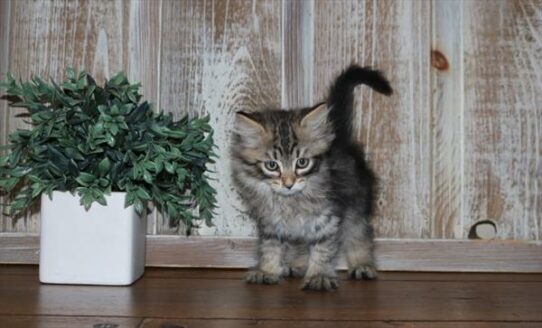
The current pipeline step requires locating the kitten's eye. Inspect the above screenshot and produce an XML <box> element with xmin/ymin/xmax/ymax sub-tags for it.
<box><xmin>296</xmin><ymin>158</ymin><xmax>310</xmax><ymax>169</ymax></box>
<box><xmin>264</xmin><ymin>160</ymin><xmax>280</xmax><ymax>171</ymax></box>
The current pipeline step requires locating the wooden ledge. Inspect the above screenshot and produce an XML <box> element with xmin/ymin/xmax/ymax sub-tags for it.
<box><xmin>1</xmin><ymin>233</ymin><xmax>541</xmax><ymax>272</ymax></box>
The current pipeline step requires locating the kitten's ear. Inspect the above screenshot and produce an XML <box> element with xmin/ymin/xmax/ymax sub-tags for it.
<box><xmin>301</xmin><ymin>103</ymin><xmax>330</xmax><ymax>131</ymax></box>
<box><xmin>298</xmin><ymin>103</ymin><xmax>334</xmax><ymax>153</ymax></box>
<box><xmin>235</xmin><ymin>111</ymin><xmax>266</xmax><ymax>135</ymax></box>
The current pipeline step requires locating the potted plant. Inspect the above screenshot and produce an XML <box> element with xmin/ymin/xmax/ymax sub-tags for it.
<box><xmin>0</xmin><ymin>69</ymin><xmax>216</xmax><ymax>285</ymax></box>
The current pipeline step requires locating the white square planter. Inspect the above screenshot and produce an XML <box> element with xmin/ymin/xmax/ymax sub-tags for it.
<box><xmin>39</xmin><ymin>191</ymin><xmax>147</xmax><ymax>285</ymax></box>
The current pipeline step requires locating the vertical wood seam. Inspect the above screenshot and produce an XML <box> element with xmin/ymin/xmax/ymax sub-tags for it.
<box><xmin>307</xmin><ymin>0</ymin><xmax>314</xmax><ymax>105</ymax></box>
<box><xmin>3</xmin><ymin>0</ymin><xmax>12</xmax><ymax>146</ymax></box>
<box><xmin>3</xmin><ymin>0</ymin><xmax>12</xmax><ymax>143</ymax></box>
<box><xmin>430</xmin><ymin>0</ymin><xmax>436</xmax><ymax>238</ymax></box>
<box><xmin>280</xmin><ymin>0</ymin><xmax>285</xmax><ymax>108</ymax></box>
<box><xmin>432</xmin><ymin>0</ymin><xmax>443</xmax><ymax>238</ymax></box>
<box><xmin>364</xmin><ymin>0</ymin><xmax>378</xmax><ymax>153</ymax></box>
<box><xmin>435</xmin><ymin>0</ymin><xmax>440</xmax><ymax>238</ymax></box>
<box><xmin>459</xmin><ymin>0</ymin><xmax>465</xmax><ymax>239</ymax></box>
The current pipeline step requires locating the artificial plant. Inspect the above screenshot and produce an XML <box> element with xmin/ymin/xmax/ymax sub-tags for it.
<box><xmin>0</xmin><ymin>68</ymin><xmax>216</xmax><ymax>229</ymax></box>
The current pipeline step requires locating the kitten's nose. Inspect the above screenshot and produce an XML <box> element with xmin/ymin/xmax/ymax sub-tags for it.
<box><xmin>282</xmin><ymin>176</ymin><xmax>295</xmax><ymax>189</ymax></box>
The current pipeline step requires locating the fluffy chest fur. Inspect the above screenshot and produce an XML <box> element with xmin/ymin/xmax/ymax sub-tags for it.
<box><xmin>257</xmin><ymin>194</ymin><xmax>338</xmax><ymax>242</ymax></box>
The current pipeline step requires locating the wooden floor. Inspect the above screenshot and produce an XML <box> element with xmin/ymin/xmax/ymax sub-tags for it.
<box><xmin>0</xmin><ymin>265</ymin><xmax>541</xmax><ymax>327</ymax></box>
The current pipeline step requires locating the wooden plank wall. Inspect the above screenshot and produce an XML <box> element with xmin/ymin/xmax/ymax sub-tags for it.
<box><xmin>0</xmin><ymin>0</ymin><xmax>541</xmax><ymax>244</ymax></box>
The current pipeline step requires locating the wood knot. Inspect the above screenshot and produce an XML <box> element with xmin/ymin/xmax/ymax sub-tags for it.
<box><xmin>468</xmin><ymin>220</ymin><xmax>497</xmax><ymax>240</ymax></box>
<box><xmin>431</xmin><ymin>50</ymin><xmax>449</xmax><ymax>71</ymax></box>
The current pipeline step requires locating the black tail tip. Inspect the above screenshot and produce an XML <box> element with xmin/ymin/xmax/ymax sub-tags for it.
<box><xmin>341</xmin><ymin>65</ymin><xmax>393</xmax><ymax>96</ymax></box>
<box><xmin>360</xmin><ymin>66</ymin><xmax>393</xmax><ymax>96</ymax></box>
<box><xmin>373</xmin><ymin>77</ymin><xmax>393</xmax><ymax>96</ymax></box>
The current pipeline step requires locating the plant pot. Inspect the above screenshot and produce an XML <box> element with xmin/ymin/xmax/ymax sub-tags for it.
<box><xmin>39</xmin><ymin>191</ymin><xmax>147</xmax><ymax>285</ymax></box>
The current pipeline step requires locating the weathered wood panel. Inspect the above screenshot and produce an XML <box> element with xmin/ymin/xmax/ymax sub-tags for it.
<box><xmin>159</xmin><ymin>0</ymin><xmax>282</xmax><ymax>236</ymax></box>
<box><xmin>313</xmin><ymin>0</ymin><xmax>432</xmax><ymax>238</ymax></box>
<box><xmin>123</xmin><ymin>0</ymin><xmax>162</xmax><ymax>106</ymax></box>
<box><xmin>462</xmin><ymin>0</ymin><xmax>542</xmax><ymax>241</ymax></box>
<box><xmin>282</xmin><ymin>0</ymin><xmax>314</xmax><ymax>108</ymax></box>
<box><xmin>9</xmin><ymin>0</ymin><xmax>125</xmax><ymax>83</ymax></box>
<box><xmin>430</xmin><ymin>0</ymin><xmax>463</xmax><ymax>239</ymax></box>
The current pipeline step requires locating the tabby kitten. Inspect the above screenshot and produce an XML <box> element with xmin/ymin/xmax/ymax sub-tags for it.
<box><xmin>231</xmin><ymin>65</ymin><xmax>392</xmax><ymax>291</ymax></box>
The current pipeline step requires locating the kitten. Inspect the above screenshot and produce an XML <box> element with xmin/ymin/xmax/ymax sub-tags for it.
<box><xmin>231</xmin><ymin>65</ymin><xmax>392</xmax><ymax>291</ymax></box>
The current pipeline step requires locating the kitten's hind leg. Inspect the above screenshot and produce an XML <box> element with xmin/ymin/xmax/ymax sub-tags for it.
<box><xmin>342</xmin><ymin>215</ymin><xmax>378</xmax><ymax>280</ymax></box>
<box><xmin>246</xmin><ymin>237</ymin><xmax>284</xmax><ymax>285</ymax></box>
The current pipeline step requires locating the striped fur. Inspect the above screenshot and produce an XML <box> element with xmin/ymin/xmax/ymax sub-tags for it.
<box><xmin>231</xmin><ymin>65</ymin><xmax>392</xmax><ymax>291</ymax></box>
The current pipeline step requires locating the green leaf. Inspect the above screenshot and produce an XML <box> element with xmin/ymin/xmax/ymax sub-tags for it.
<box><xmin>95</xmin><ymin>192</ymin><xmax>107</xmax><ymax>206</ymax></box>
<box><xmin>10</xmin><ymin>166</ymin><xmax>32</xmax><ymax>177</ymax></box>
<box><xmin>97</xmin><ymin>158</ymin><xmax>112</xmax><ymax>176</ymax></box>
<box><xmin>63</xmin><ymin>82</ymin><xmax>77</xmax><ymax>91</ymax></box>
<box><xmin>80</xmin><ymin>192</ymin><xmax>93</xmax><ymax>211</ymax></box>
<box><xmin>110</xmin><ymin>124</ymin><xmax>119</xmax><ymax>136</ymax></box>
<box><xmin>31</xmin><ymin>183</ymin><xmax>44</xmax><ymax>198</ymax></box>
<box><xmin>109</xmin><ymin>72</ymin><xmax>126</xmax><ymax>86</ymax></box>
<box><xmin>0</xmin><ymin>177</ymin><xmax>19</xmax><ymax>192</ymax></box>
<box><xmin>142</xmin><ymin>170</ymin><xmax>153</xmax><ymax>184</ymax></box>
<box><xmin>133</xmin><ymin>198</ymin><xmax>143</xmax><ymax>214</ymax></box>
<box><xmin>135</xmin><ymin>187</ymin><xmax>151</xmax><ymax>200</ymax></box>
<box><xmin>85</xmin><ymin>84</ymin><xmax>96</xmax><ymax>99</ymax></box>
<box><xmin>125</xmin><ymin>190</ymin><xmax>135</xmax><ymax>207</ymax></box>
<box><xmin>164</xmin><ymin>162</ymin><xmax>175</xmax><ymax>174</ymax></box>
<box><xmin>127</xmin><ymin>91</ymin><xmax>137</xmax><ymax>103</ymax></box>
<box><xmin>76</xmin><ymin>76</ymin><xmax>86</xmax><ymax>90</ymax></box>
<box><xmin>92</xmin><ymin>122</ymin><xmax>105</xmax><ymax>135</ymax></box>
<box><xmin>105</xmin><ymin>133</ymin><xmax>115</xmax><ymax>147</ymax></box>
<box><xmin>97</xmin><ymin>178</ymin><xmax>109</xmax><ymax>188</ymax></box>
<box><xmin>76</xmin><ymin>172</ymin><xmax>96</xmax><ymax>186</ymax></box>
<box><xmin>66</xmin><ymin>67</ymin><xmax>76</xmax><ymax>80</ymax></box>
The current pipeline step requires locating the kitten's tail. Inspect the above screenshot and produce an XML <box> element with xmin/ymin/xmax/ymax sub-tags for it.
<box><xmin>327</xmin><ymin>65</ymin><xmax>392</xmax><ymax>145</ymax></box>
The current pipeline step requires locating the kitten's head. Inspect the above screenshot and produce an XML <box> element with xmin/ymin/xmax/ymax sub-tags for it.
<box><xmin>231</xmin><ymin>104</ymin><xmax>334</xmax><ymax>196</ymax></box>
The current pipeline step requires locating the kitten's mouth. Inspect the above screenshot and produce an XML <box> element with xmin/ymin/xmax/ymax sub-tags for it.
<box><xmin>270</xmin><ymin>182</ymin><xmax>305</xmax><ymax>196</ymax></box>
<box><xmin>276</xmin><ymin>188</ymin><xmax>303</xmax><ymax>196</ymax></box>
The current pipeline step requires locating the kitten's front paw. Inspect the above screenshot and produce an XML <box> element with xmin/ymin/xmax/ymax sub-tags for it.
<box><xmin>349</xmin><ymin>264</ymin><xmax>378</xmax><ymax>280</ymax></box>
<box><xmin>245</xmin><ymin>270</ymin><xmax>281</xmax><ymax>285</ymax></box>
<box><xmin>301</xmin><ymin>275</ymin><xmax>339</xmax><ymax>291</ymax></box>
